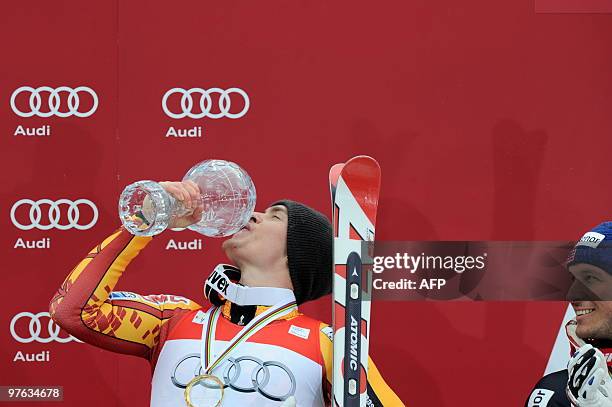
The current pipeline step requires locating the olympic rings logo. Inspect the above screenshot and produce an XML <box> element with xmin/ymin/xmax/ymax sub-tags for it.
<box><xmin>161</xmin><ymin>87</ymin><xmax>250</xmax><ymax>119</ymax></box>
<box><xmin>10</xmin><ymin>312</ymin><xmax>81</xmax><ymax>344</ymax></box>
<box><xmin>10</xmin><ymin>86</ymin><xmax>99</xmax><ymax>118</ymax></box>
<box><xmin>10</xmin><ymin>199</ymin><xmax>99</xmax><ymax>231</ymax></box>
<box><xmin>171</xmin><ymin>354</ymin><xmax>296</xmax><ymax>402</ymax></box>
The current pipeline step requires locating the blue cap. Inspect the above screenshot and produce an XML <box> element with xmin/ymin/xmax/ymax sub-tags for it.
<box><xmin>567</xmin><ymin>222</ymin><xmax>612</xmax><ymax>273</ymax></box>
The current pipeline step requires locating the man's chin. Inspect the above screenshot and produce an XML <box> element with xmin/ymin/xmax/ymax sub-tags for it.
<box><xmin>221</xmin><ymin>240</ymin><xmax>242</xmax><ymax>265</ymax></box>
<box><xmin>576</xmin><ymin>321</ymin><xmax>605</xmax><ymax>340</ymax></box>
<box><xmin>221</xmin><ymin>238</ymin><xmax>231</xmax><ymax>249</ymax></box>
<box><xmin>576</xmin><ymin>324</ymin><xmax>594</xmax><ymax>339</ymax></box>
<box><xmin>222</xmin><ymin>232</ymin><xmax>242</xmax><ymax>246</ymax></box>
<box><xmin>221</xmin><ymin>239</ymin><xmax>235</xmax><ymax>258</ymax></box>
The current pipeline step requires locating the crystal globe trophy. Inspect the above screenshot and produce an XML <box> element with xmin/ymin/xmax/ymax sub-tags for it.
<box><xmin>118</xmin><ymin>159</ymin><xmax>256</xmax><ymax>237</ymax></box>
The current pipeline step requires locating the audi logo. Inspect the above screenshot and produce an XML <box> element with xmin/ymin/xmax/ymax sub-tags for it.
<box><xmin>10</xmin><ymin>199</ymin><xmax>98</xmax><ymax>231</ymax></box>
<box><xmin>172</xmin><ymin>354</ymin><xmax>296</xmax><ymax>401</ymax></box>
<box><xmin>10</xmin><ymin>86</ymin><xmax>98</xmax><ymax>118</ymax></box>
<box><xmin>10</xmin><ymin>312</ymin><xmax>80</xmax><ymax>344</ymax></box>
<box><xmin>161</xmin><ymin>87</ymin><xmax>249</xmax><ymax>119</ymax></box>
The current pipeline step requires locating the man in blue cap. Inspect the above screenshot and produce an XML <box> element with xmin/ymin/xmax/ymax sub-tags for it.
<box><xmin>525</xmin><ymin>222</ymin><xmax>612</xmax><ymax>407</ymax></box>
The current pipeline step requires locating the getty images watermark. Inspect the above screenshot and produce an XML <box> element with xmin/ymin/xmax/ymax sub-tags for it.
<box><xmin>363</xmin><ymin>241</ymin><xmax>612</xmax><ymax>301</ymax></box>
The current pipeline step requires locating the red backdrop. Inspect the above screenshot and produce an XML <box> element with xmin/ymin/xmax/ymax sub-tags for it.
<box><xmin>1</xmin><ymin>0</ymin><xmax>611</xmax><ymax>405</ymax></box>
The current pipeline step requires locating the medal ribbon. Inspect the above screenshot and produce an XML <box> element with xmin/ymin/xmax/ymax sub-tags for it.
<box><xmin>200</xmin><ymin>299</ymin><xmax>298</xmax><ymax>374</ymax></box>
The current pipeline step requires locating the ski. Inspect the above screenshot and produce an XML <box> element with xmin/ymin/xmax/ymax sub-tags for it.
<box><xmin>329</xmin><ymin>163</ymin><xmax>344</xmax><ymax>204</ymax></box>
<box><xmin>329</xmin><ymin>156</ymin><xmax>381</xmax><ymax>407</ymax></box>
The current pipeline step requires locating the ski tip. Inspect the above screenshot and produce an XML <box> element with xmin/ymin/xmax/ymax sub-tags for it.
<box><xmin>329</xmin><ymin>163</ymin><xmax>344</xmax><ymax>183</ymax></box>
<box><xmin>342</xmin><ymin>156</ymin><xmax>381</xmax><ymax>181</ymax></box>
<box><xmin>352</xmin><ymin>154</ymin><xmax>375</xmax><ymax>160</ymax></box>
<box><xmin>345</xmin><ymin>155</ymin><xmax>380</xmax><ymax>167</ymax></box>
<box><xmin>331</xmin><ymin>156</ymin><xmax>381</xmax><ymax>176</ymax></box>
<box><xmin>330</xmin><ymin>163</ymin><xmax>344</xmax><ymax>173</ymax></box>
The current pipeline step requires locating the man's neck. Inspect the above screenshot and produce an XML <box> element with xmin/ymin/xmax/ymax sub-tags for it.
<box><xmin>237</xmin><ymin>263</ymin><xmax>293</xmax><ymax>290</ymax></box>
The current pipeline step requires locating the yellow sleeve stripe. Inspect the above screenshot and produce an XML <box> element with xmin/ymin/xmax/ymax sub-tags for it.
<box><xmin>97</xmin><ymin>229</ymin><xmax>124</xmax><ymax>251</ymax></box>
<box><xmin>368</xmin><ymin>356</ymin><xmax>405</xmax><ymax>406</ymax></box>
<box><xmin>318</xmin><ymin>322</ymin><xmax>333</xmax><ymax>384</ymax></box>
<box><xmin>88</xmin><ymin>234</ymin><xmax>151</xmax><ymax>306</ymax></box>
<box><xmin>80</xmin><ymin>232</ymin><xmax>159</xmax><ymax>348</ymax></box>
<box><xmin>319</xmin><ymin>321</ymin><xmax>404</xmax><ymax>406</ymax></box>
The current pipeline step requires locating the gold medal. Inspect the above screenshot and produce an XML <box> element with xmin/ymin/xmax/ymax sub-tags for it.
<box><xmin>184</xmin><ymin>374</ymin><xmax>224</xmax><ymax>407</ymax></box>
<box><xmin>189</xmin><ymin>298</ymin><xmax>298</xmax><ymax>407</ymax></box>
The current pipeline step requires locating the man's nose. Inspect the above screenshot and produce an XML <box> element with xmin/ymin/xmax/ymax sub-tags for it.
<box><xmin>566</xmin><ymin>279</ymin><xmax>596</xmax><ymax>302</ymax></box>
<box><xmin>567</xmin><ymin>280</ymin><xmax>584</xmax><ymax>302</ymax></box>
<box><xmin>251</xmin><ymin>212</ymin><xmax>264</xmax><ymax>223</ymax></box>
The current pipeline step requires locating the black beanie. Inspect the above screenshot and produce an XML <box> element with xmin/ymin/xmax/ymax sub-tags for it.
<box><xmin>273</xmin><ymin>200</ymin><xmax>332</xmax><ymax>305</ymax></box>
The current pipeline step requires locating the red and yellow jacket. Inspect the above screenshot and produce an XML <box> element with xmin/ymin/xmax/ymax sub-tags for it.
<box><xmin>50</xmin><ymin>228</ymin><xmax>404</xmax><ymax>406</ymax></box>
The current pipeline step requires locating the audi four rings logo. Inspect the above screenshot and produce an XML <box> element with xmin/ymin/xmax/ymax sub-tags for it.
<box><xmin>162</xmin><ymin>87</ymin><xmax>250</xmax><ymax>119</ymax></box>
<box><xmin>10</xmin><ymin>86</ymin><xmax>99</xmax><ymax>118</ymax></box>
<box><xmin>10</xmin><ymin>312</ymin><xmax>80</xmax><ymax>344</ymax></box>
<box><xmin>10</xmin><ymin>199</ymin><xmax>99</xmax><ymax>231</ymax></box>
<box><xmin>171</xmin><ymin>354</ymin><xmax>296</xmax><ymax>401</ymax></box>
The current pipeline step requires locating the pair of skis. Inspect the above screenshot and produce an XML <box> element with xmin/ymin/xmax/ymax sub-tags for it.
<box><xmin>329</xmin><ymin>156</ymin><xmax>381</xmax><ymax>407</ymax></box>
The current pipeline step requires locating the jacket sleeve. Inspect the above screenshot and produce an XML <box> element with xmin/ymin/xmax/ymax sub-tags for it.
<box><xmin>319</xmin><ymin>323</ymin><xmax>405</xmax><ymax>406</ymax></box>
<box><xmin>49</xmin><ymin>227</ymin><xmax>202</xmax><ymax>360</ymax></box>
<box><xmin>524</xmin><ymin>370</ymin><xmax>571</xmax><ymax>407</ymax></box>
